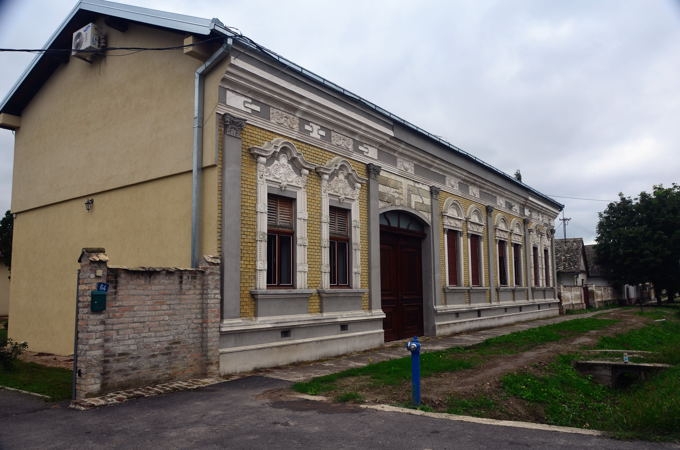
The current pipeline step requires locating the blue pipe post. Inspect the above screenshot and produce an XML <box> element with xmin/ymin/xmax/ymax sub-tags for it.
<box><xmin>405</xmin><ymin>336</ymin><xmax>421</xmax><ymax>406</ymax></box>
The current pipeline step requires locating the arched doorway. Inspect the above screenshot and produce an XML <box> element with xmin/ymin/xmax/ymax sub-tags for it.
<box><xmin>380</xmin><ymin>210</ymin><xmax>426</xmax><ymax>341</ymax></box>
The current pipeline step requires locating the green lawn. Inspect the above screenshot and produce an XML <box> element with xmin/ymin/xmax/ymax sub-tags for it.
<box><xmin>0</xmin><ymin>360</ymin><xmax>73</xmax><ymax>401</ymax></box>
<box><xmin>294</xmin><ymin>317</ymin><xmax>616</xmax><ymax>394</ymax></box>
<box><xmin>1</xmin><ymin>319</ymin><xmax>72</xmax><ymax>401</ymax></box>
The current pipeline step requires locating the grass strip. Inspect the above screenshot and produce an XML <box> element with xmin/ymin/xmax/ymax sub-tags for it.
<box><xmin>499</xmin><ymin>308</ymin><xmax>680</xmax><ymax>440</ymax></box>
<box><xmin>293</xmin><ymin>317</ymin><xmax>615</xmax><ymax>395</ymax></box>
<box><xmin>0</xmin><ymin>361</ymin><xmax>72</xmax><ymax>401</ymax></box>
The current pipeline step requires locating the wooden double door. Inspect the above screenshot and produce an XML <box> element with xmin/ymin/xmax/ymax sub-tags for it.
<box><xmin>380</xmin><ymin>229</ymin><xmax>424</xmax><ymax>342</ymax></box>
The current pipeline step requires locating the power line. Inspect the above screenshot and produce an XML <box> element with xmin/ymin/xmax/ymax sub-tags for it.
<box><xmin>547</xmin><ymin>194</ymin><xmax>614</xmax><ymax>202</ymax></box>
<box><xmin>0</xmin><ymin>36</ymin><xmax>226</xmax><ymax>55</ymax></box>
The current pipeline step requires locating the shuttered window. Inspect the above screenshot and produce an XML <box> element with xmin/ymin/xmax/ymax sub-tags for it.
<box><xmin>268</xmin><ymin>195</ymin><xmax>294</xmax><ymax>230</ymax></box>
<box><xmin>544</xmin><ymin>248</ymin><xmax>551</xmax><ymax>287</ymax></box>
<box><xmin>446</xmin><ymin>230</ymin><xmax>460</xmax><ymax>286</ymax></box>
<box><xmin>329</xmin><ymin>207</ymin><xmax>350</xmax><ymax>286</ymax></box>
<box><xmin>533</xmin><ymin>247</ymin><xmax>540</xmax><ymax>286</ymax></box>
<box><xmin>470</xmin><ymin>234</ymin><xmax>482</xmax><ymax>286</ymax></box>
<box><xmin>513</xmin><ymin>243</ymin><xmax>523</xmax><ymax>286</ymax></box>
<box><xmin>498</xmin><ymin>240</ymin><xmax>508</xmax><ymax>286</ymax></box>
<box><xmin>267</xmin><ymin>195</ymin><xmax>294</xmax><ymax>287</ymax></box>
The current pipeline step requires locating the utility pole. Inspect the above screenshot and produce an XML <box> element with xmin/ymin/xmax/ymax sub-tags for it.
<box><xmin>558</xmin><ymin>211</ymin><xmax>571</xmax><ymax>240</ymax></box>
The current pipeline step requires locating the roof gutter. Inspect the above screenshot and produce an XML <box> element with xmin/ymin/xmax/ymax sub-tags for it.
<box><xmin>191</xmin><ymin>37</ymin><xmax>232</xmax><ymax>267</ymax></box>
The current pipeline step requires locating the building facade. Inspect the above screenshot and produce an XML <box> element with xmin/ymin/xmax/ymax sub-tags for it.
<box><xmin>1</xmin><ymin>0</ymin><xmax>561</xmax><ymax>373</ymax></box>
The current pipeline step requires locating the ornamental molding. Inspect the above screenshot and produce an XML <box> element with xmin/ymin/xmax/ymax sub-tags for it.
<box><xmin>331</xmin><ymin>131</ymin><xmax>353</xmax><ymax>152</ymax></box>
<box><xmin>442</xmin><ymin>198</ymin><xmax>464</xmax><ymax>231</ymax></box>
<box><xmin>316</xmin><ymin>157</ymin><xmax>366</xmax><ymax>202</ymax></box>
<box><xmin>495</xmin><ymin>215</ymin><xmax>509</xmax><ymax>241</ymax></box>
<box><xmin>223</xmin><ymin>114</ymin><xmax>246</xmax><ymax>138</ymax></box>
<box><xmin>250</xmin><ymin>138</ymin><xmax>315</xmax><ymax>190</ymax></box>
<box><xmin>270</xmin><ymin>108</ymin><xmax>299</xmax><ymax>130</ymax></box>
<box><xmin>510</xmin><ymin>219</ymin><xmax>524</xmax><ymax>244</ymax></box>
<box><xmin>466</xmin><ymin>206</ymin><xmax>485</xmax><ymax>234</ymax></box>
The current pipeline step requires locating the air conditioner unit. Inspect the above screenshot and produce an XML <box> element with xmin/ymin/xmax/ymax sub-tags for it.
<box><xmin>72</xmin><ymin>23</ymin><xmax>103</xmax><ymax>59</ymax></box>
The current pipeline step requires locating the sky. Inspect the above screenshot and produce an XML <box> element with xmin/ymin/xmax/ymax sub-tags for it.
<box><xmin>1</xmin><ymin>0</ymin><xmax>679</xmax><ymax>244</ymax></box>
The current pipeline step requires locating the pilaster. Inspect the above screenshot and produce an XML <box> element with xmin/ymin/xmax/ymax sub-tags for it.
<box><xmin>486</xmin><ymin>205</ymin><xmax>497</xmax><ymax>303</ymax></box>
<box><xmin>222</xmin><ymin>113</ymin><xmax>246</xmax><ymax>319</ymax></box>
<box><xmin>367</xmin><ymin>163</ymin><xmax>382</xmax><ymax>311</ymax></box>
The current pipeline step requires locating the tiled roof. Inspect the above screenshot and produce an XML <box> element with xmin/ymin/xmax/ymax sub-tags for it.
<box><xmin>584</xmin><ymin>245</ymin><xmax>604</xmax><ymax>277</ymax></box>
<box><xmin>555</xmin><ymin>238</ymin><xmax>586</xmax><ymax>273</ymax></box>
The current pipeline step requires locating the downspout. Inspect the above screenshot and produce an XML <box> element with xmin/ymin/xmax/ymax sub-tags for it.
<box><xmin>191</xmin><ymin>38</ymin><xmax>232</xmax><ymax>267</ymax></box>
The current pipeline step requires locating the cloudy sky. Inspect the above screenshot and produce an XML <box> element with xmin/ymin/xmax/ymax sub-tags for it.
<box><xmin>1</xmin><ymin>0</ymin><xmax>679</xmax><ymax>243</ymax></box>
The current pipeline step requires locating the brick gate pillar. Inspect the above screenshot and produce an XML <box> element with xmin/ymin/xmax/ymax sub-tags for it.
<box><xmin>74</xmin><ymin>248</ymin><xmax>109</xmax><ymax>400</ymax></box>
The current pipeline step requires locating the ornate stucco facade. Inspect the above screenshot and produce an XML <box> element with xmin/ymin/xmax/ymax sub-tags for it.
<box><xmin>1</xmin><ymin>1</ymin><xmax>561</xmax><ymax>372</ymax></box>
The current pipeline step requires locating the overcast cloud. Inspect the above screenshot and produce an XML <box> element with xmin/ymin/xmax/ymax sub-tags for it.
<box><xmin>1</xmin><ymin>0</ymin><xmax>679</xmax><ymax>243</ymax></box>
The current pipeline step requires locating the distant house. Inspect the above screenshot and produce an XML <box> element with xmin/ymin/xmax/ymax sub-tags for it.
<box><xmin>555</xmin><ymin>238</ymin><xmax>618</xmax><ymax>309</ymax></box>
<box><xmin>0</xmin><ymin>0</ymin><xmax>562</xmax><ymax>373</ymax></box>
<box><xmin>583</xmin><ymin>244</ymin><xmax>610</xmax><ymax>287</ymax></box>
<box><xmin>555</xmin><ymin>238</ymin><xmax>588</xmax><ymax>286</ymax></box>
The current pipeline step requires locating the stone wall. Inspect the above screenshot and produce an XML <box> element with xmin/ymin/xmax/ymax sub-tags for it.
<box><xmin>74</xmin><ymin>248</ymin><xmax>220</xmax><ymax>400</ymax></box>
<box><xmin>559</xmin><ymin>285</ymin><xmax>587</xmax><ymax>310</ymax></box>
<box><xmin>559</xmin><ymin>284</ymin><xmax>617</xmax><ymax>310</ymax></box>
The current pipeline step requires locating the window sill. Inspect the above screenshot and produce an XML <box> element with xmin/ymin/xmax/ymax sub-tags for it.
<box><xmin>318</xmin><ymin>289</ymin><xmax>367</xmax><ymax>313</ymax></box>
<box><xmin>250</xmin><ymin>289</ymin><xmax>314</xmax><ymax>317</ymax></box>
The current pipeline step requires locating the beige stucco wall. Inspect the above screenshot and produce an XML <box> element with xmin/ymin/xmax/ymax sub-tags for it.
<box><xmin>0</xmin><ymin>264</ymin><xmax>9</xmax><ymax>317</ymax></box>
<box><xmin>11</xmin><ymin>20</ymin><xmax>226</xmax><ymax>213</ymax></box>
<box><xmin>8</xmin><ymin>19</ymin><xmax>226</xmax><ymax>354</ymax></box>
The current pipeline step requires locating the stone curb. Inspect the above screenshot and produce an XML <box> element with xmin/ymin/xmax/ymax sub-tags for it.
<box><xmin>70</xmin><ymin>377</ymin><xmax>225</xmax><ymax>410</ymax></box>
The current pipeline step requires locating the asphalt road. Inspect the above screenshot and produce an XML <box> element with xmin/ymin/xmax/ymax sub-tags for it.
<box><xmin>1</xmin><ymin>376</ymin><xmax>677</xmax><ymax>450</ymax></box>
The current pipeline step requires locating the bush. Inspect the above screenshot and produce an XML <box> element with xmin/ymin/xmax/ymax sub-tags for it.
<box><xmin>1</xmin><ymin>335</ymin><xmax>28</xmax><ymax>370</ymax></box>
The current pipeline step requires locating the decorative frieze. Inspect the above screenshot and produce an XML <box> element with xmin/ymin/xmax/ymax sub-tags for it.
<box><xmin>270</xmin><ymin>108</ymin><xmax>299</xmax><ymax>130</ymax></box>
<box><xmin>331</xmin><ymin>131</ymin><xmax>353</xmax><ymax>152</ymax></box>
<box><xmin>446</xmin><ymin>175</ymin><xmax>460</xmax><ymax>191</ymax></box>
<box><xmin>397</xmin><ymin>157</ymin><xmax>415</xmax><ymax>174</ymax></box>
<box><xmin>301</xmin><ymin>120</ymin><xmax>329</xmax><ymax>141</ymax></box>
<box><xmin>357</xmin><ymin>143</ymin><xmax>378</xmax><ymax>159</ymax></box>
<box><xmin>222</xmin><ymin>88</ymin><xmax>557</xmax><ymax>229</ymax></box>
<box><xmin>226</xmin><ymin>91</ymin><xmax>262</xmax><ymax>114</ymax></box>
<box><xmin>378</xmin><ymin>171</ymin><xmax>431</xmax><ymax>222</ymax></box>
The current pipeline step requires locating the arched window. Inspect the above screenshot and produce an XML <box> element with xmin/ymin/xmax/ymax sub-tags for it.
<box><xmin>380</xmin><ymin>210</ymin><xmax>425</xmax><ymax>234</ymax></box>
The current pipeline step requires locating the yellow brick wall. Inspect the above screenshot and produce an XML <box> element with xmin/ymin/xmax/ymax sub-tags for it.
<box><xmin>239</xmin><ymin>125</ymin><xmax>369</xmax><ymax>317</ymax></box>
<box><xmin>438</xmin><ymin>192</ymin><xmax>493</xmax><ymax>301</ymax></box>
<box><xmin>492</xmin><ymin>210</ymin><xmax>525</xmax><ymax>286</ymax></box>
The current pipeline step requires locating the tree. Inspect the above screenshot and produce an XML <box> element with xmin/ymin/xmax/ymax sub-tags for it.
<box><xmin>0</xmin><ymin>210</ymin><xmax>12</xmax><ymax>269</ymax></box>
<box><xmin>595</xmin><ymin>184</ymin><xmax>680</xmax><ymax>302</ymax></box>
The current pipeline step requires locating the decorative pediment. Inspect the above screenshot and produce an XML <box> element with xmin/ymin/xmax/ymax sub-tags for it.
<box><xmin>442</xmin><ymin>198</ymin><xmax>464</xmax><ymax>230</ymax></box>
<box><xmin>495</xmin><ymin>215</ymin><xmax>510</xmax><ymax>241</ymax></box>
<box><xmin>250</xmin><ymin>138</ymin><xmax>315</xmax><ymax>190</ymax></box>
<box><xmin>466</xmin><ymin>206</ymin><xmax>485</xmax><ymax>234</ymax></box>
<box><xmin>316</xmin><ymin>157</ymin><xmax>366</xmax><ymax>202</ymax></box>
<box><xmin>510</xmin><ymin>219</ymin><xmax>524</xmax><ymax>244</ymax></box>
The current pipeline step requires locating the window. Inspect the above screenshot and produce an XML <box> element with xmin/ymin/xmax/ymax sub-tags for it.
<box><xmin>446</xmin><ymin>230</ymin><xmax>460</xmax><ymax>286</ymax></box>
<box><xmin>329</xmin><ymin>207</ymin><xmax>350</xmax><ymax>286</ymax></box>
<box><xmin>513</xmin><ymin>243</ymin><xmax>522</xmax><ymax>286</ymax></box>
<box><xmin>267</xmin><ymin>195</ymin><xmax>294</xmax><ymax>287</ymax></box>
<box><xmin>544</xmin><ymin>248</ymin><xmax>551</xmax><ymax>287</ymax></box>
<box><xmin>470</xmin><ymin>234</ymin><xmax>482</xmax><ymax>286</ymax></box>
<box><xmin>533</xmin><ymin>247</ymin><xmax>540</xmax><ymax>287</ymax></box>
<box><xmin>498</xmin><ymin>240</ymin><xmax>508</xmax><ymax>286</ymax></box>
